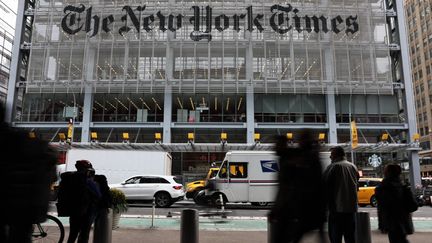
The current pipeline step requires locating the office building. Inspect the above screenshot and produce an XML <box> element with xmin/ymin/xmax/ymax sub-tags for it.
<box><xmin>5</xmin><ymin>0</ymin><xmax>421</xmax><ymax>184</ymax></box>
<box><xmin>0</xmin><ymin>0</ymin><xmax>17</xmax><ymax>103</ymax></box>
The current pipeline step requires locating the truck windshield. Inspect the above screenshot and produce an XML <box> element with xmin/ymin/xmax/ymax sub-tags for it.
<box><xmin>209</xmin><ymin>169</ymin><xmax>218</xmax><ymax>178</ymax></box>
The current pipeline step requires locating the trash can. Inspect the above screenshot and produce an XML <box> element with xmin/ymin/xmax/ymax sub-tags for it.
<box><xmin>356</xmin><ymin>212</ymin><xmax>371</xmax><ymax>243</ymax></box>
<box><xmin>93</xmin><ymin>208</ymin><xmax>113</xmax><ymax>243</ymax></box>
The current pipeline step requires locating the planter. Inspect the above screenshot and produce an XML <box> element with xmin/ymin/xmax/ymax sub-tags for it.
<box><xmin>112</xmin><ymin>212</ymin><xmax>121</xmax><ymax>229</ymax></box>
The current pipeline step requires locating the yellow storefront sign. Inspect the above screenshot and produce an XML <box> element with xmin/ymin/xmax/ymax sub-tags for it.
<box><xmin>351</xmin><ymin>121</ymin><xmax>358</xmax><ymax>149</ymax></box>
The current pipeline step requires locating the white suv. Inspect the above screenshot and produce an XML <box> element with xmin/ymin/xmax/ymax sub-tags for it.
<box><xmin>109</xmin><ymin>175</ymin><xmax>185</xmax><ymax>207</ymax></box>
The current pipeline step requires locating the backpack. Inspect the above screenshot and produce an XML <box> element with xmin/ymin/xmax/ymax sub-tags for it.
<box><xmin>403</xmin><ymin>186</ymin><xmax>418</xmax><ymax>213</ymax></box>
<box><xmin>56</xmin><ymin>171</ymin><xmax>90</xmax><ymax>216</ymax></box>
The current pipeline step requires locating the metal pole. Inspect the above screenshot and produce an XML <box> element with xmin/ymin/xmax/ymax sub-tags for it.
<box><xmin>180</xmin><ymin>209</ymin><xmax>199</xmax><ymax>243</ymax></box>
<box><xmin>71</xmin><ymin>92</ymin><xmax>76</xmax><ymax>143</ymax></box>
<box><xmin>355</xmin><ymin>212</ymin><xmax>371</xmax><ymax>243</ymax></box>
<box><xmin>219</xmin><ymin>194</ymin><xmax>227</xmax><ymax>218</ymax></box>
<box><xmin>93</xmin><ymin>208</ymin><xmax>113</xmax><ymax>243</ymax></box>
<box><xmin>219</xmin><ymin>194</ymin><xmax>225</xmax><ymax>212</ymax></box>
<box><xmin>151</xmin><ymin>197</ymin><xmax>156</xmax><ymax>228</ymax></box>
<box><xmin>349</xmin><ymin>92</ymin><xmax>355</xmax><ymax>163</ymax></box>
<box><xmin>267</xmin><ymin>215</ymin><xmax>275</xmax><ymax>243</ymax></box>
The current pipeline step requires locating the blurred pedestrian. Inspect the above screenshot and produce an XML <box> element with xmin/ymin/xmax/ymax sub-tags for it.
<box><xmin>269</xmin><ymin>129</ymin><xmax>327</xmax><ymax>243</ymax></box>
<box><xmin>375</xmin><ymin>164</ymin><xmax>418</xmax><ymax>243</ymax></box>
<box><xmin>57</xmin><ymin>160</ymin><xmax>101</xmax><ymax>243</ymax></box>
<box><xmin>323</xmin><ymin>146</ymin><xmax>359</xmax><ymax>243</ymax></box>
<box><xmin>0</xmin><ymin>102</ymin><xmax>57</xmax><ymax>243</ymax></box>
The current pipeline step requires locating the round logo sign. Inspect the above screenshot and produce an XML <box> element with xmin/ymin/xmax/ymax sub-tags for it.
<box><xmin>368</xmin><ymin>154</ymin><xmax>382</xmax><ymax>168</ymax></box>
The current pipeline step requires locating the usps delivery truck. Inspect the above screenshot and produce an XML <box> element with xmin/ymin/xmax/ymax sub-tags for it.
<box><xmin>205</xmin><ymin>151</ymin><xmax>331</xmax><ymax>206</ymax></box>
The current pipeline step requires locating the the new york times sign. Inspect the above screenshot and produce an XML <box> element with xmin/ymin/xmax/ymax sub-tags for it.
<box><xmin>61</xmin><ymin>4</ymin><xmax>359</xmax><ymax>41</ymax></box>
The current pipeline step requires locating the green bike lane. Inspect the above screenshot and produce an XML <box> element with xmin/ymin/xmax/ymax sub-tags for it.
<box><xmin>52</xmin><ymin>215</ymin><xmax>432</xmax><ymax>232</ymax></box>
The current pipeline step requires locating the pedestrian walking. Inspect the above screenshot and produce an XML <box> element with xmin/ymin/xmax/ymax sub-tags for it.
<box><xmin>57</xmin><ymin>160</ymin><xmax>101</xmax><ymax>243</ymax></box>
<box><xmin>0</xmin><ymin>102</ymin><xmax>58</xmax><ymax>243</ymax></box>
<box><xmin>269</xmin><ymin>129</ymin><xmax>327</xmax><ymax>243</ymax></box>
<box><xmin>375</xmin><ymin>164</ymin><xmax>418</xmax><ymax>243</ymax></box>
<box><xmin>323</xmin><ymin>146</ymin><xmax>359</xmax><ymax>243</ymax></box>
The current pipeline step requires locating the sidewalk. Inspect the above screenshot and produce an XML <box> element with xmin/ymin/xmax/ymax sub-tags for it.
<box><xmin>105</xmin><ymin>228</ymin><xmax>431</xmax><ymax>243</ymax></box>
<box><xmin>55</xmin><ymin>214</ymin><xmax>432</xmax><ymax>242</ymax></box>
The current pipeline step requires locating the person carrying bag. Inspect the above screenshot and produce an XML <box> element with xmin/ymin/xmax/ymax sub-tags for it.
<box><xmin>375</xmin><ymin>164</ymin><xmax>418</xmax><ymax>243</ymax></box>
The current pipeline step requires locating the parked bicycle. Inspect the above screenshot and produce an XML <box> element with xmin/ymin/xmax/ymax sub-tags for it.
<box><xmin>32</xmin><ymin>214</ymin><xmax>65</xmax><ymax>243</ymax></box>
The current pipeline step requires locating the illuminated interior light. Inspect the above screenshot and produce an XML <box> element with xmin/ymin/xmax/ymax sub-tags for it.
<box><xmin>106</xmin><ymin>101</ymin><xmax>117</xmax><ymax>110</ymax></box>
<box><xmin>177</xmin><ymin>97</ymin><xmax>183</xmax><ymax>109</ymax></box>
<box><xmin>237</xmin><ymin>97</ymin><xmax>243</xmax><ymax>111</ymax></box>
<box><xmin>226</xmin><ymin>97</ymin><xmax>230</xmax><ymax>111</ymax></box>
<box><xmin>294</xmin><ymin>60</ymin><xmax>304</xmax><ymax>74</ymax></box>
<box><xmin>141</xmin><ymin>100</ymin><xmax>151</xmax><ymax>110</ymax></box>
<box><xmin>152</xmin><ymin>97</ymin><xmax>162</xmax><ymax>111</ymax></box>
<box><xmin>189</xmin><ymin>97</ymin><xmax>195</xmax><ymax>110</ymax></box>
<box><xmin>303</xmin><ymin>60</ymin><xmax>317</xmax><ymax>77</ymax></box>
<box><xmin>95</xmin><ymin>101</ymin><xmax>108</xmax><ymax>111</ymax></box>
<box><xmin>126</xmin><ymin>97</ymin><xmax>139</xmax><ymax>109</ymax></box>
<box><xmin>114</xmin><ymin>98</ymin><xmax>129</xmax><ymax>111</ymax></box>
<box><xmin>215</xmin><ymin>97</ymin><xmax>217</xmax><ymax>111</ymax></box>
<box><xmin>280</xmin><ymin>61</ymin><xmax>292</xmax><ymax>78</ymax></box>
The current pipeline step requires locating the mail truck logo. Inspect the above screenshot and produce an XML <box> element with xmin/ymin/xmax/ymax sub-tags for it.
<box><xmin>260</xmin><ymin>160</ymin><xmax>279</xmax><ymax>172</ymax></box>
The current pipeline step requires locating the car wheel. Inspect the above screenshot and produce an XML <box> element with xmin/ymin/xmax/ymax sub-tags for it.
<box><xmin>193</xmin><ymin>190</ymin><xmax>210</xmax><ymax>205</ymax></box>
<box><xmin>251</xmin><ymin>202</ymin><xmax>268</xmax><ymax>206</ymax></box>
<box><xmin>185</xmin><ymin>191</ymin><xmax>194</xmax><ymax>199</ymax></box>
<box><xmin>155</xmin><ymin>192</ymin><xmax>172</xmax><ymax>208</ymax></box>
<box><xmin>370</xmin><ymin>195</ymin><xmax>378</xmax><ymax>207</ymax></box>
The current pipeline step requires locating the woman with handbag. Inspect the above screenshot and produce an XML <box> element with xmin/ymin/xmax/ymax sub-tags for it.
<box><xmin>375</xmin><ymin>163</ymin><xmax>418</xmax><ymax>243</ymax></box>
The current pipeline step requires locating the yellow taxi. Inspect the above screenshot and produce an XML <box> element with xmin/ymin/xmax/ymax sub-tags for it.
<box><xmin>358</xmin><ymin>178</ymin><xmax>382</xmax><ymax>207</ymax></box>
<box><xmin>185</xmin><ymin>168</ymin><xmax>219</xmax><ymax>199</ymax></box>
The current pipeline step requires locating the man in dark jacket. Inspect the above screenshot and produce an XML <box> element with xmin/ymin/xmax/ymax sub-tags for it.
<box><xmin>58</xmin><ymin>160</ymin><xmax>101</xmax><ymax>243</ymax></box>
<box><xmin>323</xmin><ymin>146</ymin><xmax>359</xmax><ymax>243</ymax></box>
<box><xmin>0</xmin><ymin>103</ymin><xmax>57</xmax><ymax>243</ymax></box>
<box><xmin>375</xmin><ymin>164</ymin><xmax>417</xmax><ymax>243</ymax></box>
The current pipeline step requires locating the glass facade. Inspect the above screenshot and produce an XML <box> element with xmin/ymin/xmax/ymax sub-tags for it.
<box><xmin>6</xmin><ymin>0</ymin><xmax>420</xmax><ymax>182</ymax></box>
<box><xmin>14</xmin><ymin>0</ymin><xmax>404</xmax><ymax>141</ymax></box>
<box><xmin>25</xmin><ymin>0</ymin><xmax>392</xmax><ymax>94</ymax></box>
<box><xmin>0</xmin><ymin>0</ymin><xmax>17</xmax><ymax>103</ymax></box>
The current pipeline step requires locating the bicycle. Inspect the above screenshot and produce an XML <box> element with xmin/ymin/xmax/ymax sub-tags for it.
<box><xmin>32</xmin><ymin>214</ymin><xmax>65</xmax><ymax>243</ymax></box>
